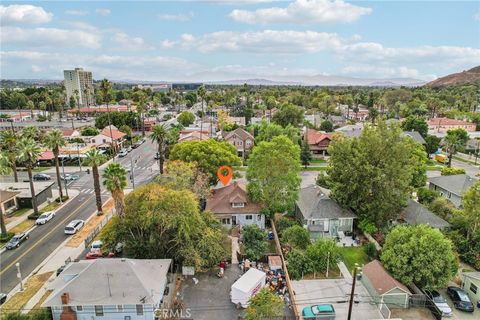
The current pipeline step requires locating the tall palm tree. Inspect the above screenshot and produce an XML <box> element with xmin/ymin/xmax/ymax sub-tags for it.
<box><xmin>17</xmin><ymin>138</ymin><xmax>41</xmax><ymax>215</ymax></box>
<box><xmin>22</xmin><ymin>125</ymin><xmax>41</xmax><ymax>141</ymax></box>
<box><xmin>85</xmin><ymin>150</ymin><xmax>106</xmax><ymax>215</ymax></box>
<box><xmin>0</xmin><ymin>130</ymin><xmax>19</xmax><ymax>182</ymax></box>
<box><xmin>197</xmin><ymin>85</ymin><xmax>206</xmax><ymax>139</ymax></box>
<box><xmin>43</xmin><ymin>129</ymin><xmax>66</xmax><ymax>200</ymax></box>
<box><xmin>102</xmin><ymin>163</ymin><xmax>127</xmax><ymax>218</ymax></box>
<box><xmin>150</xmin><ymin>124</ymin><xmax>168</xmax><ymax>174</ymax></box>
<box><xmin>26</xmin><ymin>100</ymin><xmax>35</xmax><ymax>118</ymax></box>
<box><xmin>99</xmin><ymin>79</ymin><xmax>116</xmax><ymax>154</ymax></box>
<box><xmin>0</xmin><ymin>152</ymin><xmax>12</xmax><ymax>236</ymax></box>
<box><xmin>74</xmin><ymin>89</ymin><xmax>80</xmax><ymax>113</ymax></box>
<box><xmin>136</xmin><ymin>93</ymin><xmax>147</xmax><ymax>137</ymax></box>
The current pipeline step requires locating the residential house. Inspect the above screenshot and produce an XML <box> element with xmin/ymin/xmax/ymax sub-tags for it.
<box><xmin>68</xmin><ymin>105</ymin><xmax>129</xmax><ymax>115</ymax></box>
<box><xmin>361</xmin><ymin>260</ymin><xmax>411</xmax><ymax>309</ymax></box>
<box><xmin>335</xmin><ymin>123</ymin><xmax>364</xmax><ymax>139</ymax></box>
<box><xmin>223</xmin><ymin>128</ymin><xmax>254</xmax><ymax>158</ymax></box>
<box><xmin>395</xmin><ymin>199</ymin><xmax>450</xmax><ymax>229</ymax></box>
<box><xmin>304</xmin><ymin>128</ymin><xmax>333</xmax><ymax>157</ymax></box>
<box><xmin>0</xmin><ymin>190</ymin><xmax>20</xmax><ymax>216</ymax></box>
<box><xmin>328</xmin><ymin>115</ymin><xmax>346</xmax><ymax>127</ymax></box>
<box><xmin>178</xmin><ymin>130</ymin><xmax>210</xmax><ymax>143</ymax></box>
<box><xmin>295</xmin><ymin>185</ymin><xmax>357</xmax><ymax>238</ymax></box>
<box><xmin>402</xmin><ymin>131</ymin><xmax>426</xmax><ymax>145</ymax></box>
<box><xmin>0</xmin><ymin>181</ymin><xmax>54</xmax><ymax>209</ymax></box>
<box><xmin>90</xmin><ymin>125</ymin><xmax>126</xmax><ymax>150</ymax></box>
<box><xmin>461</xmin><ymin>272</ymin><xmax>480</xmax><ymax>306</ymax></box>
<box><xmin>228</xmin><ymin>116</ymin><xmax>246</xmax><ymax>126</ymax></box>
<box><xmin>205</xmin><ymin>181</ymin><xmax>265</xmax><ymax>229</ymax></box>
<box><xmin>43</xmin><ymin>259</ymin><xmax>172</xmax><ymax>320</ymax></box>
<box><xmin>57</xmin><ymin>128</ymin><xmax>81</xmax><ymax>140</ymax></box>
<box><xmin>428</xmin><ymin>174</ymin><xmax>478</xmax><ymax>208</ymax></box>
<box><xmin>428</xmin><ymin>117</ymin><xmax>476</xmax><ymax>132</ymax></box>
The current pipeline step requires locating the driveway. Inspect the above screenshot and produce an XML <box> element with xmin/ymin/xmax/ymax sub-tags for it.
<box><xmin>179</xmin><ymin>266</ymin><xmax>243</xmax><ymax>320</ymax></box>
<box><xmin>438</xmin><ymin>288</ymin><xmax>479</xmax><ymax>320</ymax></box>
<box><xmin>292</xmin><ymin>278</ymin><xmax>384</xmax><ymax>320</ymax></box>
<box><xmin>300</xmin><ymin>170</ymin><xmax>318</xmax><ymax>188</ymax></box>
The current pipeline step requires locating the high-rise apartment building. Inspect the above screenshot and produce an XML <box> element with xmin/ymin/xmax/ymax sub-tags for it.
<box><xmin>63</xmin><ymin>68</ymin><xmax>95</xmax><ymax>107</ymax></box>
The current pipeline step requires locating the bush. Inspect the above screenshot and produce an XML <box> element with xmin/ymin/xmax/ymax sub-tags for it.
<box><xmin>441</xmin><ymin>167</ymin><xmax>466</xmax><ymax>176</ymax></box>
<box><xmin>177</xmin><ymin>111</ymin><xmax>195</xmax><ymax>127</ymax></box>
<box><xmin>243</xmin><ymin>224</ymin><xmax>267</xmax><ymax>261</ymax></box>
<box><xmin>81</xmin><ymin>126</ymin><xmax>99</xmax><ymax>136</ymax></box>
<box><xmin>316</xmin><ymin>172</ymin><xmax>330</xmax><ymax>188</ymax></box>
<box><xmin>364</xmin><ymin>242</ymin><xmax>377</xmax><ymax>260</ymax></box>
<box><xmin>36</xmin><ymin>115</ymin><xmax>47</xmax><ymax>122</ymax></box>
<box><xmin>428</xmin><ymin>197</ymin><xmax>456</xmax><ymax>220</ymax></box>
<box><xmin>417</xmin><ymin>187</ymin><xmax>440</xmax><ymax>204</ymax></box>
<box><xmin>275</xmin><ymin>217</ymin><xmax>298</xmax><ymax>236</ymax></box>
<box><xmin>27</xmin><ymin>212</ymin><xmax>41</xmax><ymax>220</ymax></box>
<box><xmin>358</xmin><ymin>219</ymin><xmax>377</xmax><ymax>235</ymax></box>
<box><xmin>55</xmin><ymin>196</ymin><xmax>69</xmax><ymax>203</ymax></box>
<box><xmin>281</xmin><ymin>225</ymin><xmax>311</xmax><ymax>250</ymax></box>
<box><xmin>286</xmin><ymin>249</ymin><xmax>310</xmax><ymax>280</ymax></box>
<box><xmin>0</xmin><ymin>231</ymin><xmax>14</xmax><ymax>242</ymax></box>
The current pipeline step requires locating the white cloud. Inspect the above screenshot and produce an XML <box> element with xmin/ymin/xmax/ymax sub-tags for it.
<box><xmin>342</xmin><ymin>65</ymin><xmax>420</xmax><ymax>78</ymax></box>
<box><xmin>112</xmin><ymin>33</ymin><xmax>154</xmax><ymax>51</ymax></box>
<box><xmin>162</xmin><ymin>30</ymin><xmax>343</xmax><ymax>53</ymax></box>
<box><xmin>65</xmin><ymin>21</ymin><xmax>99</xmax><ymax>33</ymax></box>
<box><xmin>95</xmin><ymin>8</ymin><xmax>111</xmax><ymax>16</ymax></box>
<box><xmin>229</xmin><ymin>0</ymin><xmax>372</xmax><ymax>24</ymax></box>
<box><xmin>0</xmin><ymin>4</ymin><xmax>52</xmax><ymax>25</ymax></box>
<box><xmin>158</xmin><ymin>11</ymin><xmax>194</xmax><ymax>22</ymax></box>
<box><xmin>474</xmin><ymin>11</ymin><xmax>480</xmax><ymax>21</ymax></box>
<box><xmin>31</xmin><ymin>65</ymin><xmax>43</xmax><ymax>73</ymax></box>
<box><xmin>65</xmin><ymin>10</ymin><xmax>88</xmax><ymax>16</ymax></box>
<box><xmin>1</xmin><ymin>27</ymin><xmax>101</xmax><ymax>49</ymax></box>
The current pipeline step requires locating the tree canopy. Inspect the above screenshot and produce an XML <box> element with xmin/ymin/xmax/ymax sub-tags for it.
<box><xmin>177</xmin><ymin>111</ymin><xmax>195</xmax><ymax>127</ymax></box>
<box><xmin>247</xmin><ymin>135</ymin><xmax>301</xmax><ymax>214</ymax></box>
<box><xmin>272</xmin><ymin>103</ymin><xmax>304</xmax><ymax>128</ymax></box>
<box><xmin>244</xmin><ymin>288</ymin><xmax>284</xmax><ymax>320</ymax></box>
<box><xmin>381</xmin><ymin>225</ymin><xmax>457</xmax><ymax>289</ymax></box>
<box><xmin>401</xmin><ymin>116</ymin><xmax>428</xmax><ymax>138</ymax></box>
<box><xmin>254</xmin><ymin>120</ymin><xmax>300</xmax><ymax>145</ymax></box>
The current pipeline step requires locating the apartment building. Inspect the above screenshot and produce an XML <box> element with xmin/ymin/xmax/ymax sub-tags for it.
<box><xmin>64</xmin><ymin>68</ymin><xmax>95</xmax><ymax>107</ymax></box>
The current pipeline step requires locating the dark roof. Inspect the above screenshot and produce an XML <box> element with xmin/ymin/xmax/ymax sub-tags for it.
<box><xmin>402</xmin><ymin>131</ymin><xmax>426</xmax><ymax>144</ymax></box>
<box><xmin>206</xmin><ymin>181</ymin><xmax>263</xmax><ymax>214</ymax></box>
<box><xmin>428</xmin><ymin>174</ymin><xmax>477</xmax><ymax>196</ymax></box>
<box><xmin>223</xmin><ymin>128</ymin><xmax>254</xmax><ymax>141</ymax></box>
<box><xmin>399</xmin><ymin>200</ymin><xmax>450</xmax><ymax>229</ymax></box>
<box><xmin>363</xmin><ymin>260</ymin><xmax>411</xmax><ymax>295</ymax></box>
<box><xmin>296</xmin><ymin>185</ymin><xmax>356</xmax><ymax>220</ymax></box>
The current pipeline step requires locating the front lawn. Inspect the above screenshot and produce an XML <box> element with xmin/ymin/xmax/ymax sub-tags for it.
<box><xmin>340</xmin><ymin>246</ymin><xmax>369</xmax><ymax>273</ymax></box>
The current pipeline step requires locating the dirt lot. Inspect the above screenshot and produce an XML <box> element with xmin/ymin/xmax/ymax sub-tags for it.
<box><xmin>391</xmin><ymin>307</ymin><xmax>435</xmax><ymax>320</ymax></box>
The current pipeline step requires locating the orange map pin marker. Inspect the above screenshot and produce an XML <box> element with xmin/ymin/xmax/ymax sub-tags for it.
<box><xmin>217</xmin><ymin>166</ymin><xmax>233</xmax><ymax>186</ymax></box>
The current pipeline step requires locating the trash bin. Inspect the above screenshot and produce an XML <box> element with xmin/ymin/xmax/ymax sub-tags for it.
<box><xmin>86</xmin><ymin>168</ymin><xmax>90</xmax><ymax>174</ymax></box>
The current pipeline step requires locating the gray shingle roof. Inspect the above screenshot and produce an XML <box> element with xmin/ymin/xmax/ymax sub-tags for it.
<box><xmin>400</xmin><ymin>200</ymin><xmax>450</xmax><ymax>229</ymax></box>
<box><xmin>296</xmin><ymin>185</ymin><xmax>357</xmax><ymax>220</ymax></box>
<box><xmin>43</xmin><ymin>259</ymin><xmax>171</xmax><ymax>307</ymax></box>
<box><xmin>402</xmin><ymin>131</ymin><xmax>426</xmax><ymax>145</ymax></box>
<box><xmin>428</xmin><ymin>174</ymin><xmax>478</xmax><ymax>196</ymax></box>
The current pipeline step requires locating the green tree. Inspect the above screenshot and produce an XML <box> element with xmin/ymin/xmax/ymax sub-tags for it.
<box><xmin>285</xmin><ymin>249</ymin><xmax>310</xmax><ymax>280</ymax></box>
<box><xmin>272</xmin><ymin>103</ymin><xmax>304</xmax><ymax>128</ymax></box>
<box><xmin>177</xmin><ymin>111</ymin><xmax>195</xmax><ymax>127</ymax></box>
<box><xmin>416</xmin><ymin>187</ymin><xmax>440</xmax><ymax>205</ymax></box>
<box><xmin>247</xmin><ymin>136</ymin><xmax>301</xmax><ymax>214</ymax></box>
<box><xmin>320</xmin><ymin>120</ymin><xmax>334</xmax><ymax>132</ymax></box>
<box><xmin>462</xmin><ymin>181</ymin><xmax>480</xmax><ymax>240</ymax></box>
<box><xmin>0</xmin><ymin>130</ymin><xmax>19</xmax><ymax>182</ymax></box>
<box><xmin>103</xmin><ymin>163</ymin><xmax>127</xmax><ymax>218</ymax></box>
<box><xmin>85</xmin><ymin>150</ymin><xmax>106</xmax><ymax>215</ymax></box>
<box><xmin>441</xmin><ymin>167</ymin><xmax>466</xmax><ymax>176</ymax></box>
<box><xmin>22</xmin><ymin>126</ymin><xmax>41</xmax><ymax>141</ymax></box>
<box><xmin>243</xmin><ymin>224</ymin><xmax>267</xmax><ymax>261</ymax></box>
<box><xmin>244</xmin><ymin>288</ymin><xmax>284</xmax><ymax>320</ymax></box>
<box><xmin>328</xmin><ymin>122</ymin><xmax>415</xmax><ymax>227</ymax></box>
<box><xmin>300</xmin><ymin>140</ymin><xmax>312</xmax><ymax>168</ymax></box>
<box><xmin>405</xmin><ymin>138</ymin><xmax>428</xmax><ymax>188</ymax></box>
<box><xmin>427</xmin><ymin>197</ymin><xmax>455</xmax><ymax>220</ymax></box>
<box><xmin>425</xmin><ymin>134</ymin><xmax>441</xmax><ymax>154</ymax></box>
<box><xmin>401</xmin><ymin>116</ymin><xmax>428</xmax><ymax>138</ymax></box>
<box><xmin>305</xmin><ymin>239</ymin><xmax>341</xmax><ymax>276</ymax></box>
<box><xmin>150</xmin><ymin>124</ymin><xmax>169</xmax><ymax>174</ymax></box>
<box><xmin>81</xmin><ymin>126</ymin><xmax>99</xmax><ymax>136</ymax></box>
<box><xmin>281</xmin><ymin>225</ymin><xmax>310</xmax><ymax>250</ymax></box>
<box><xmin>444</xmin><ymin>128</ymin><xmax>468</xmax><ymax>167</ymax></box>
<box><xmin>255</xmin><ymin>121</ymin><xmax>300</xmax><ymax>145</ymax></box>
<box><xmin>381</xmin><ymin>225</ymin><xmax>457</xmax><ymax>288</ymax></box>
<box><xmin>169</xmin><ymin>139</ymin><xmax>241</xmax><ymax>184</ymax></box>
<box><xmin>17</xmin><ymin>138</ymin><xmax>41</xmax><ymax>215</ymax></box>
<box><xmin>43</xmin><ymin>129</ymin><xmax>66</xmax><ymax>200</ymax></box>
<box><xmin>119</xmin><ymin>124</ymin><xmax>132</xmax><ymax>139</ymax></box>
<box><xmin>275</xmin><ymin>217</ymin><xmax>298</xmax><ymax>236</ymax></box>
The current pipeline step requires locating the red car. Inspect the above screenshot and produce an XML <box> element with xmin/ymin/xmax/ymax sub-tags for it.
<box><xmin>85</xmin><ymin>249</ymin><xmax>115</xmax><ymax>260</ymax></box>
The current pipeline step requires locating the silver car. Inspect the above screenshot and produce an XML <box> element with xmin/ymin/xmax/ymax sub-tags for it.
<box><xmin>64</xmin><ymin>220</ymin><xmax>85</xmax><ymax>235</ymax></box>
<box><xmin>36</xmin><ymin>211</ymin><xmax>55</xmax><ymax>225</ymax></box>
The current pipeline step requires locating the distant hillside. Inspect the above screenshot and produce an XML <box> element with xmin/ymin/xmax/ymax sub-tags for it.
<box><xmin>426</xmin><ymin>66</ymin><xmax>480</xmax><ymax>87</ymax></box>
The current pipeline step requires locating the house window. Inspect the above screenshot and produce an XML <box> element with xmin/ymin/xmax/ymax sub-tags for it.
<box><xmin>221</xmin><ymin>218</ymin><xmax>231</xmax><ymax>225</ymax></box>
<box><xmin>257</xmin><ymin>215</ymin><xmax>261</xmax><ymax>221</ymax></box>
<box><xmin>246</xmin><ymin>140</ymin><xmax>251</xmax><ymax>146</ymax></box>
<box><xmin>232</xmin><ymin>202</ymin><xmax>245</xmax><ymax>208</ymax></box>
<box><xmin>136</xmin><ymin>305</ymin><xmax>144</xmax><ymax>315</ymax></box>
<box><xmin>238</xmin><ymin>141</ymin><xmax>243</xmax><ymax>146</ymax></box>
<box><xmin>124</xmin><ymin>317</ymin><xmax>131</xmax><ymax>320</ymax></box>
<box><xmin>246</xmin><ymin>215</ymin><xmax>253</xmax><ymax>220</ymax></box>
<box><xmin>76</xmin><ymin>306</ymin><xmax>83</xmax><ymax>311</ymax></box>
<box><xmin>470</xmin><ymin>283</ymin><xmax>478</xmax><ymax>294</ymax></box>
<box><xmin>102</xmin><ymin>139</ymin><xmax>106</xmax><ymax>143</ymax></box>
<box><xmin>94</xmin><ymin>305</ymin><xmax>104</xmax><ymax>316</ymax></box>
<box><xmin>117</xmin><ymin>305</ymin><xmax>123</xmax><ymax>312</ymax></box>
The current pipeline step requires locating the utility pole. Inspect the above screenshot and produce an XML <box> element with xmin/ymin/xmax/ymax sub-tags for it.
<box><xmin>326</xmin><ymin>251</ymin><xmax>330</xmax><ymax>278</ymax></box>
<box><xmin>77</xmin><ymin>144</ymin><xmax>82</xmax><ymax>172</ymax></box>
<box><xmin>16</xmin><ymin>262</ymin><xmax>24</xmax><ymax>291</ymax></box>
<box><xmin>130</xmin><ymin>157</ymin><xmax>135</xmax><ymax>188</ymax></box>
<box><xmin>61</xmin><ymin>159</ymin><xmax>69</xmax><ymax>198</ymax></box>
<box><xmin>347</xmin><ymin>264</ymin><xmax>359</xmax><ymax>320</ymax></box>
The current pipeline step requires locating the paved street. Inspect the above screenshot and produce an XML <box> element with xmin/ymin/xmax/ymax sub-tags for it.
<box><xmin>0</xmin><ymin>137</ymin><xmax>159</xmax><ymax>294</ymax></box>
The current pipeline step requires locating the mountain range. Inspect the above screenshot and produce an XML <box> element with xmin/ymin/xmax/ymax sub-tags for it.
<box><xmin>426</xmin><ymin>66</ymin><xmax>480</xmax><ymax>87</ymax></box>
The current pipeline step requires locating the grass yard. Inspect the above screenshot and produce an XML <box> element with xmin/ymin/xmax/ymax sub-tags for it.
<box><xmin>8</xmin><ymin>208</ymin><xmax>30</xmax><ymax>218</ymax></box>
<box><xmin>9</xmin><ymin>219</ymin><xmax>35</xmax><ymax>234</ymax></box>
<box><xmin>340</xmin><ymin>246</ymin><xmax>369</xmax><ymax>273</ymax></box>
<box><xmin>39</xmin><ymin>201</ymin><xmax>61</xmax><ymax>213</ymax></box>
<box><xmin>310</xmin><ymin>159</ymin><xmax>327</xmax><ymax>164</ymax></box>
<box><xmin>32</xmin><ymin>167</ymin><xmax>50</xmax><ymax>172</ymax></box>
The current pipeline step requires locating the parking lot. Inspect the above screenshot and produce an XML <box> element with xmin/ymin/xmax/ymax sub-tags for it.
<box><xmin>292</xmin><ymin>278</ymin><xmax>385</xmax><ymax>320</ymax></box>
<box><xmin>438</xmin><ymin>288</ymin><xmax>479</xmax><ymax>320</ymax></box>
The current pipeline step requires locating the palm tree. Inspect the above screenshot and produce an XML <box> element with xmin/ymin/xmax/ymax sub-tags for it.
<box><xmin>0</xmin><ymin>130</ymin><xmax>19</xmax><ymax>182</ymax></box>
<box><xmin>85</xmin><ymin>150</ymin><xmax>106</xmax><ymax>215</ymax></box>
<box><xmin>102</xmin><ymin>163</ymin><xmax>127</xmax><ymax>218</ymax></box>
<box><xmin>22</xmin><ymin>126</ymin><xmax>41</xmax><ymax>141</ymax></box>
<box><xmin>26</xmin><ymin>100</ymin><xmax>35</xmax><ymax>118</ymax></box>
<box><xmin>0</xmin><ymin>151</ymin><xmax>12</xmax><ymax>236</ymax></box>
<box><xmin>99</xmin><ymin>79</ymin><xmax>116</xmax><ymax>154</ymax></box>
<box><xmin>44</xmin><ymin>129</ymin><xmax>67</xmax><ymax>200</ymax></box>
<box><xmin>17</xmin><ymin>138</ymin><xmax>41</xmax><ymax>215</ymax></box>
<box><xmin>74</xmin><ymin>89</ymin><xmax>80</xmax><ymax>114</ymax></box>
<box><xmin>197</xmin><ymin>85</ymin><xmax>206</xmax><ymax>139</ymax></box>
<box><xmin>136</xmin><ymin>93</ymin><xmax>147</xmax><ymax>137</ymax></box>
<box><xmin>150</xmin><ymin>124</ymin><xmax>168</xmax><ymax>174</ymax></box>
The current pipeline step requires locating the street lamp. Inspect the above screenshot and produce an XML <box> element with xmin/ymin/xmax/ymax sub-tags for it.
<box><xmin>61</xmin><ymin>158</ymin><xmax>69</xmax><ymax>198</ymax></box>
<box><xmin>16</xmin><ymin>262</ymin><xmax>24</xmax><ymax>291</ymax></box>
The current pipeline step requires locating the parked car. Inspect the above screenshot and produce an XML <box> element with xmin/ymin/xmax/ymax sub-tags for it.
<box><xmin>35</xmin><ymin>211</ymin><xmax>56</xmax><ymax>225</ymax></box>
<box><xmin>447</xmin><ymin>286</ymin><xmax>474</xmax><ymax>312</ymax></box>
<box><xmin>90</xmin><ymin>240</ymin><xmax>103</xmax><ymax>253</ymax></box>
<box><xmin>85</xmin><ymin>249</ymin><xmax>115</xmax><ymax>260</ymax></box>
<box><xmin>0</xmin><ymin>293</ymin><xmax>7</xmax><ymax>305</ymax></box>
<box><xmin>33</xmin><ymin>173</ymin><xmax>51</xmax><ymax>181</ymax></box>
<box><xmin>302</xmin><ymin>304</ymin><xmax>335</xmax><ymax>319</ymax></box>
<box><xmin>64</xmin><ymin>220</ymin><xmax>85</xmax><ymax>235</ymax></box>
<box><xmin>56</xmin><ymin>265</ymin><xmax>66</xmax><ymax>276</ymax></box>
<box><xmin>126</xmin><ymin>146</ymin><xmax>132</xmax><ymax>152</ymax></box>
<box><xmin>154</xmin><ymin>152</ymin><xmax>160</xmax><ymax>160</ymax></box>
<box><xmin>118</xmin><ymin>149</ymin><xmax>128</xmax><ymax>157</ymax></box>
<box><xmin>424</xmin><ymin>289</ymin><xmax>453</xmax><ymax>317</ymax></box>
<box><xmin>61</xmin><ymin>173</ymin><xmax>80</xmax><ymax>181</ymax></box>
<box><xmin>5</xmin><ymin>233</ymin><xmax>29</xmax><ymax>249</ymax></box>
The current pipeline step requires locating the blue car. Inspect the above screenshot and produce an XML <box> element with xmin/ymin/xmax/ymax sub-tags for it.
<box><xmin>302</xmin><ymin>304</ymin><xmax>335</xmax><ymax>319</ymax></box>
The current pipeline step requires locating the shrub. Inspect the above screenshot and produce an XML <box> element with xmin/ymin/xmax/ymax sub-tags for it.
<box><xmin>0</xmin><ymin>231</ymin><xmax>14</xmax><ymax>242</ymax></box>
<box><xmin>358</xmin><ymin>219</ymin><xmax>377</xmax><ymax>235</ymax></box>
<box><xmin>428</xmin><ymin>197</ymin><xmax>456</xmax><ymax>220</ymax></box>
<box><xmin>81</xmin><ymin>126</ymin><xmax>99</xmax><ymax>136</ymax></box>
<box><xmin>27</xmin><ymin>212</ymin><xmax>41</xmax><ymax>220</ymax></box>
<box><xmin>36</xmin><ymin>115</ymin><xmax>47</xmax><ymax>122</ymax></box>
<box><xmin>364</xmin><ymin>242</ymin><xmax>377</xmax><ymax>260</ymax></box>
<box><xmin>281</xmin><ymin>225</ymin><xmax>311</xmax><ymax>250</ymax></box>
<box><xmin>316</xmin><ymin>172</ymin><xmax>331</xmax><ymax>188</ymax></box>
<box><xmin>243</xmin><ymin>224</ymin><xmax>267</xmax><ymax>261</ymax></box>
<box><xmin>286</xmin><ymin>249</ymin><xmax>310</xmax><ymax>280</ymax></box>
<box><xmin>417</xmin><ymin>187</ymin><xmax>439</xmax><ymax>204</ymax></box>
<box><xmin>55</xmin><ymin>196</ymin><xmax>69</xmax><ymax>203</ymax></box>
<box><xmin>441</xmin><ymin>167</ymin><xmax>466</xmax><ymax>176</ymax></box>
<box><xmin>275</xmin><ymin>217</ymin><xmax>298</xmax><ymax>236</ymax></box>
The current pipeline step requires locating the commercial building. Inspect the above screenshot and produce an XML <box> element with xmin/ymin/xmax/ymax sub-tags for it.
<box><xmin>64</xmin><ymin>68</ymin><xmax>95</xmax><ymax>107</ymax></box>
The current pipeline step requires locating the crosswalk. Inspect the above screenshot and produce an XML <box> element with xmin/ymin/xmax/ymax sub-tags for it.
<box><xmin>79</xmin><ymin>188</ymin><xmax>110</xmax><ymax>195</ymax></box>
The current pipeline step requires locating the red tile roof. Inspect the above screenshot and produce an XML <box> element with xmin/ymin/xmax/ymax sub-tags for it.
<box><xmin>38</xmin><ymin>151</ymin><xmax>54</xmax><ymax>161</ymax></box>
<box><xmin>305</xmin><ymin>128</ymin><xmax>333</xmax><ymax>145</ymax></box>
<box><xmin>362</xmin><ymin>260</ymin><xmax>411</xmax><ymax>295</ymax></box>
<box><xmin>68</xmin><ymin>106</ymin><xmax>129</xmax><ymax>113</ymax></box>
<box><xmin>206</xmin><ymin>181</ymin><xmax>264</xmax><ymax>214</ymax></box>
<box><xmin>428</xmin><ymin>117</ymin><xmax>474</xmax><ymax>126</ymax></box>
<box><xmin>58</xmin><ymin>128</ymin><xmax>76</xmax><ymax>137</ymax></box>
<box><xmin>100</xmin><ymin>128</ymin><xmax>126</xmax><ymax>140</ymax></box>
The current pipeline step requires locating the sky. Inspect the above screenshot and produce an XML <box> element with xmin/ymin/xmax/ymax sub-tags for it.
<box><xmin>1</xmin><ymin>0</ymin><xmax>479</xmax><ymax>82</ymax></box>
